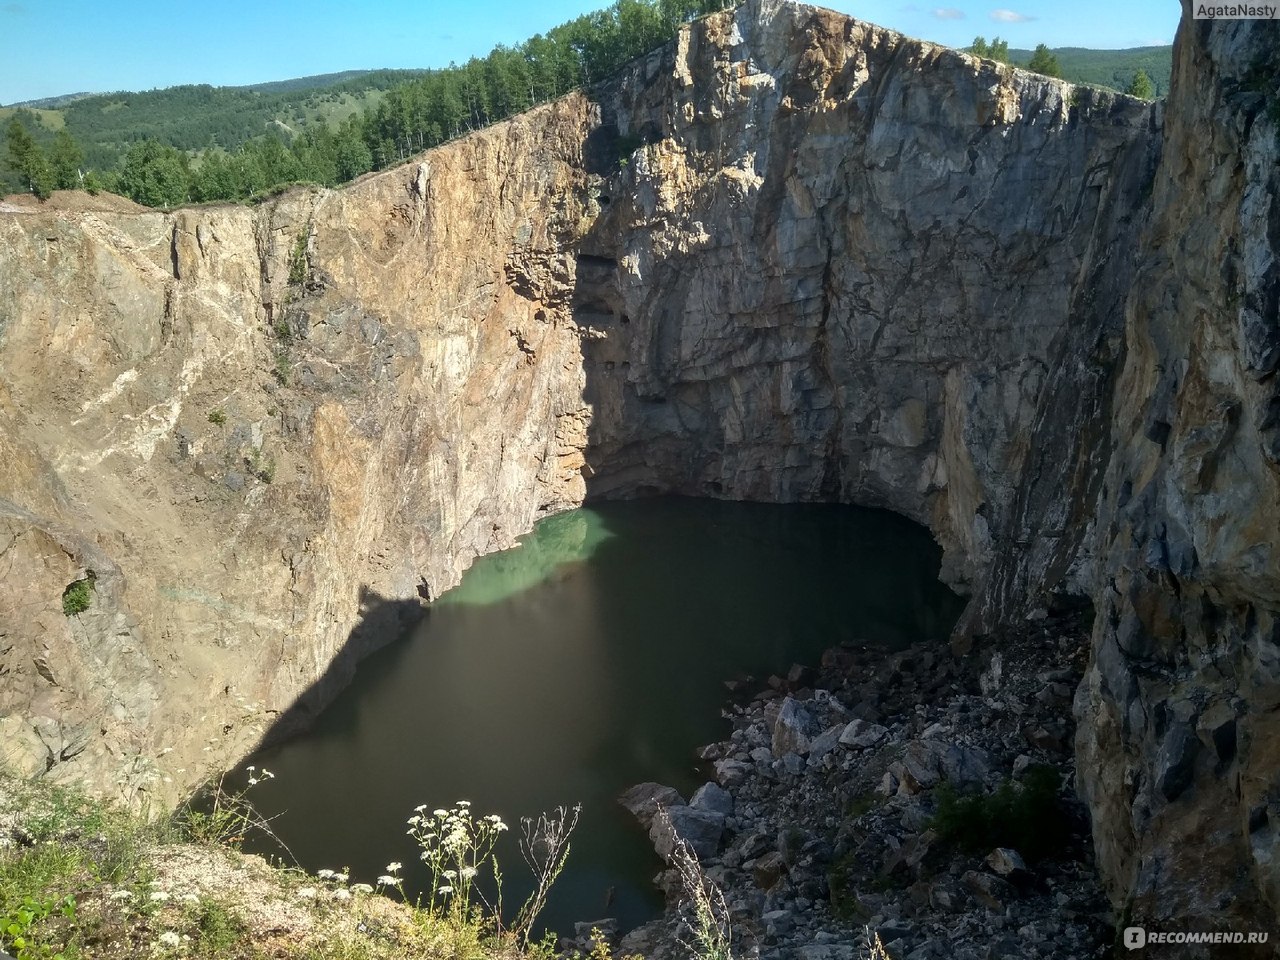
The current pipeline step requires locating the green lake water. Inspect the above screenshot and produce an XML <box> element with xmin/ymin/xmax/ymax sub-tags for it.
<box><xmin>245</xmin><ymin>498</ymin><xmax>965</xmax><ymax>937</ymax></box>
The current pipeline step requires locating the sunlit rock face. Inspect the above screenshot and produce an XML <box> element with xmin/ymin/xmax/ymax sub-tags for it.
<box><xmin>2</xmin><ymin>0</ymin><xmax>1277</xmax><ymax>937</ymax></box>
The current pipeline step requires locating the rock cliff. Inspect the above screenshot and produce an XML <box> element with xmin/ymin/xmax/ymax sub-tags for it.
<box><xmin>0</xmin><ymin>0</ymin><xmax>1275</xmax><ymax>939</ymax></box>
<box><xmin>1074</xmin><ymin>8</ymin><xmax>1280</xmax><ymax>934</ymax></box>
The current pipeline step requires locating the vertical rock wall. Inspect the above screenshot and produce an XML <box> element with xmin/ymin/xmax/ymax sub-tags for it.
<box><xmin>1074</xmin><ymin>7</ymin><xmax>1280</xmax><ymax>931</ymax></box>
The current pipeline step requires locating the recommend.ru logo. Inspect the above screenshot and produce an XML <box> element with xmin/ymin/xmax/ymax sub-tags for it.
<box><xmin>1124</xmin><ymin>926</ymin><xmax>1270</xmax><ymax>949</ymax></box>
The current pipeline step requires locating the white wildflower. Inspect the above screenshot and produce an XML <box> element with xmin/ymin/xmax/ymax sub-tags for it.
<box><xmin>297</xmin><ymin>887</ymin><xmax>317</xmax><ymax>899</ymax></box>
<box><xmin>333</xmin><ymin>872</ymin><xmax>349</xmax><ymax>884</ymax></box>
<box><xmin>181</xmin><ymin>893</ymin><xmax>199</xmax><ymax>904</ymax></box>
<box><xmin>460</xmin><ymin>866</ymin><xmax>477</xmax><ymax>879</ymax></box>
<box><xmin>331</xmin><ymin>888</ymin><xmax>351</xmax><ymax>901</ymax></box>
<box><xmin>150</xmin><ymin>890</ymin><xmax>171</xmax><ymax>902</ymax></box>
<box><xmin>386</xmin><ymin>861</ymin><xmax>402</xmax><ymax>873</ymax></box>
<box><xmin>317</xmin><ymin>869</ymin><xmax>335</xmax><ymax>880</ymax></box>
<box><xmin>351</xmin><ymin>883</ymin><xmax>374</xmax><ymax>895</ymax></box>
<box><xmin>437</xmin><ymin>885</ymin><xmax>453</xmax><ymax>894</ymax></box>
<box><xmin>158</xmin><ymin>931</ymin><xmax>181</xmax><ymax>948</ymax></box>
<box><xmin>110</xmin><ymin>889</ymin><xmax>134</xmax><ymax>900</ymax></box>
<box><xmin>377</xmin><ymin>875</ymin><xmax>397</xmax><ymax>886</ymax></box>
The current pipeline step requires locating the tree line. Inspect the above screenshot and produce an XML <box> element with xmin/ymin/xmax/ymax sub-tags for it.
<box><xmin>3</xmin><ymin>0</ymin><xmax>733</xmax><ymax>207</ymax></box>
<box><xmin>969</xmin><ymin>35</ymin><xmax>1155</xmax><ymax>96</ymax></box>
<box><xmin>4</xmin><ymin>3</ymin><xmax>1161</xmax><ymax>207</ymax></box>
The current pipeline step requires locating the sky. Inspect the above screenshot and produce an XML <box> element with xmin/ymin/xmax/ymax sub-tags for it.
<box><xmin>0</xmin><ymin>0</ymin><xmax>1181</xmax><ymax>105</ymax></box>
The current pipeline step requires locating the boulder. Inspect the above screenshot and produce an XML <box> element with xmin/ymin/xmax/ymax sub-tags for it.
<box><xmin>772</xmin><ymin>696</ymin><xmax>822</xmax><ymax>757</ymax></box>
<box><xmin>984</xmin><ymin>847</ymin><xmax>1028</xmax><ymax>878</ymax></box>
<box><xmin>618</xmin><ymin>782</ymin><xmax>685</xmax><ymax>830</ymax></box>
<box><xmin>690</xmin><ymin>782</ymin><xmax>734</xmax><ymax>817</ymax></box>
<box><xmin>839</xmin><ymin>718</ymin><xmax>889</xmax><ymax>749</ymax></box>
<box><xmin>649</xmin><ymin>804</ymin><xmax>724</xmax><ymax>862</ymax></box>
<box><xmin>809</xmin><ymin>722</ymin><xmax>847</xmax><ymax>761</ymax></box>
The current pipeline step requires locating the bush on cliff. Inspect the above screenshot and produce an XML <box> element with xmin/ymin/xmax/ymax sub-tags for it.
<box><xmin>930</xmin><ymin>763</ymin><xmax>1069</xmax><ymax>862</ymax></box>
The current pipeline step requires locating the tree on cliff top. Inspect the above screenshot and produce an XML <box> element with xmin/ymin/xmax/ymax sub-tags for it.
<box><xmin>116</xmin><ymin>139</ymin><xmax>190</xmax><ymax>208</ymax></box>
<box><xmin>4</xmin><ymin>117</ymin><xmax>54</xmax><ymax>200</ymax></box>
<box><xmin>970</xmin><ymin>36</ymin><xmax>1010</xmax><ymax>63</ymax></box>
<box><xmin>49</xmin><ymin>130</ymin><xmax>84</xmax><ymax>190</ymax></box>
<box><xmin>1127</xmin><ymin>69</ymin><xmax>1155</xmax><ymax>99</ymax></box>
<box><xmin>1027</xmin><ymin>44</ymin><xmax>1063</xmax><ymax>78</ymax></box>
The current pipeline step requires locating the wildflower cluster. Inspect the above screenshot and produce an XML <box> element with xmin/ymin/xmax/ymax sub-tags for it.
<box><xmin>406</xmin><ymin>801</ymin><xmax>508</xmax><ymax>921</ymax></box>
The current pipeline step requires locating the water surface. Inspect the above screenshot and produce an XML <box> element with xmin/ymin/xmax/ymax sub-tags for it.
<box><xmin>246</xmin><ymin>498</ymin><xmax>964</xmax><ymax>936</ymax></box>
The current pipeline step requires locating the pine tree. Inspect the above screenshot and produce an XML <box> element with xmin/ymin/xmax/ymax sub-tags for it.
<box><xmin>1027</xmin><ymin>44</ymin><xmax>1062</xmax><ymax>79</ymax></box>
<box><xmin>49</xmin><ymin>130</ymin><xmax>84</xmax><ymax>190</ymax></box>
<box><xmin>1126</xmin><ymin>69</ymin><xmax>1154</xmax><ymax>99</ymax></box>
<box><xmin>4</xmin><ymin>118</ymin><xmax>54</xmax><ymax>199</ymax></box>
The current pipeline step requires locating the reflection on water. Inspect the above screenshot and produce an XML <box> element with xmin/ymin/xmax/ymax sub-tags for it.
<box><xmin>437</xmin><ymin>509</ymin><xmax>614</xmax><ymax>606</ymax></box>
<box><xmin>245</xmin><ymin>498</ymin><xmax>965</xmax><ymax>937</ymax></box>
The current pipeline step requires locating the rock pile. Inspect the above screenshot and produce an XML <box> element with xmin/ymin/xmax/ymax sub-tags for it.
<box><xmin>601</xmin><ymin>610</ymin><xmax>1113</xmax><ymax>959</ymax></box>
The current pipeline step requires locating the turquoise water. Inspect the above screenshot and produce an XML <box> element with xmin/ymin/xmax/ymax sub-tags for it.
<box><xmin>245</xmin><ymin>498</ymin><xmax>964</xmax><ymax>937</ymax></box>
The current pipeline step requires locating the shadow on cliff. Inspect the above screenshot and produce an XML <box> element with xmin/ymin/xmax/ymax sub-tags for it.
<box><xmin>253</xmin><ymin>586</ymin><xmax>425</xmax><ymax>751</ymax></box>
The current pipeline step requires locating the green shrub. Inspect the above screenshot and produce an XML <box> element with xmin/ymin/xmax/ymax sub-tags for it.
<box><xmin>0</xmin><ymin>893</ymin><xmax>76</xmax><ymax>960</ymax></box>
<box><xmin>930</xmin><ymin>763</ymin><xmax>1068</xmax><ymax>862</ymax></box>
<box><xmin>188</xmin><ymin>897</ymin><xmax>246</xmax><ymax>955</ymax></box>
<box><xmin>207</xmin><ymin>408</ymin><xmax>227</xmax><ymax>426</ymax></box>
<box><xmin>287</xmin><ymin>231</ymin><xmax>308</xmax><ymax>286</ymax></box>
<box><xmin>60</xmin><ymin>574</ymin><xmax>95</xmax><ymax>617</ymax></box>
<box><xmin>173</xmin><ymin>767</ymin><xmax>279</xmax><ymax>850</ymax></box>
<box><xmin>274</xmin><ymin>350</ymin><xmax>292</xmax><ymax>385</ymax></box>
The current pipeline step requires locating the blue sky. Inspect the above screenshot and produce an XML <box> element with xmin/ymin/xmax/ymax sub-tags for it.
<box><xmin>0</xmin><ymin>0</ymin><xmax>1180</xmax><ymax>105</ymax></box>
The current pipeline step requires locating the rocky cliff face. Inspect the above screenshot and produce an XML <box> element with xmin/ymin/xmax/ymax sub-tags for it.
<box><xmin>0</xmin><ymin>0</ymin><xmax>1273</xmax><ymax>939</ymax></box>
<box><xmin>1074</xmin><ymin>7</ymin><xmax>1280</xmax><ymax>934</ymax></box>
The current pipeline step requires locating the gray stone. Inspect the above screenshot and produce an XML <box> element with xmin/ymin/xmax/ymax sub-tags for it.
<box><xmin>772</xmin><ymin>696</ymin><xmax>822</xmax><ymax>757</ymax></box>
<box><xmin>808</xmin><ymin>723</ymin><xmax>846</xmax><ymax>761</ymax></box>
<box><xmin>839</xmin><ymin>719</ymin><xmax>889</xmax><ymax>749</ymax></box>
<box><xmin>649</xmin><ymin>804</ymin><xmax>724</xmax><ymax>862</ymax></box>
<box><xmin>752</xmin><ymin>850</ymin><xmax>787</xmax><ymax>890</ymax></box>
<box><xmin>714</xmin><ymin>759</ymin><xmax>752</xmax><ymax>788</ymax></box>
<box><xmin>0</xmin><ymin>716</ymin><xmax>48</xmax><ymax>778</ymax></box>
<box><xmin>690</xmin><ymin>781</ymin><xmax>734</xmax><ymax>817</ymax></box>
<box><xmin>1155</xmin><ymin>723</ymin><xmax>1200</xmax><ymax>801</ymax></box>
<box><xmin>618</xmin><ymin>782</ymin><xmax>685</xmax><ymax>830</ymax></box>
<box><xmin>984</xmin><ymin>848</ymin><xmax>1028</xmax><ymax>877</ymax></box>
<box><xmin>798</xmin><ymin>947</ymin><xmax>856</xmax><ymax>960</ymax></box>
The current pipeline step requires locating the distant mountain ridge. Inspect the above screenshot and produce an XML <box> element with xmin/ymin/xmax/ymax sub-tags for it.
<box><xmin>4</xmin><ymin>42</ymin><xmax>1174</xmax><ymax>113</ymax></box>
<box><xmin>0</xmin><ymin>23</ymin><xmax>1173</xmax><ymax>201</ymax></box>
<box><xmin>1006</xmin><ymin>45</ymin><xmax>1174</xmax><ymax>96</ymax></box>
<box><xmin>3</xmin><ymin>70</ymin><xmax>426</xmax><ymax>109</ymax></box>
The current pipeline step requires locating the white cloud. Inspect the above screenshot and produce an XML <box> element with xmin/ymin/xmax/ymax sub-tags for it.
<box><xmin>931</xmin><ymin>7</ymin><xmax>967</xmax><ymax>18</ymax></box>
<box><xmin>990</xmin><ymin>8</ymin><xmax>1035</xmax><ymax>21</ymax></box>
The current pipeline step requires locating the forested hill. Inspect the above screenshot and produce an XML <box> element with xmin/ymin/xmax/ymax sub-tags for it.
<box><xmin>1007</xmin><ymin>45</ymin><xmax>1174</xmax><ymax>97</ymax></box>
<box><xmin>1</xmin><ymin>0</ymin><xmax>1173</xmax><ymax>207</ymax></box>
<box><xmin>1</xmin><ymin>70</ymin><xmax>429</xmax><ymax>174</ymax></box>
